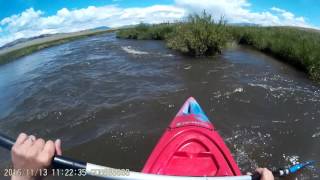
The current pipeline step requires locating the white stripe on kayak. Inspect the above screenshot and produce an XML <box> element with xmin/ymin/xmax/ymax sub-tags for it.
<box><xmin>86</xmin><ymin>163</ymin><xmax>252</xmax><ymax>180</ymax></box>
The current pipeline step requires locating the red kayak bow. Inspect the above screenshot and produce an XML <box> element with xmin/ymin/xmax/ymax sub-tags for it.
<box><xmin>142</xmin><ymin>97</ymin><xmax>242</xmax><ymax>177</ymax></box>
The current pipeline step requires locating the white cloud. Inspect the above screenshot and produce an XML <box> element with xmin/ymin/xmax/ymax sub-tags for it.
<box><xmin>270</xmin><ymin>6</ymin><xmax>307</xmax><ymax>27</ymax></box>
<box><xmin>0</xmin><ymin>0</ymin><xmax>317</xmax><ymax>47</ymax></box>
<box><xmin>175</xmin><ymin>0</ymin><xmax>311</xmax><ymax>27</ymax></box>
<box><xmin>0</xmin><ymin>5</ymin><xmax>185</xmax><ymax>46</ymax></box>
<box><xmin>270</xmin><ymin>7</ymin><xmax>286</xmax><ymax>13</ymax></box>
<box><xmin>175</xmin><ymin>0</ymin><xmax>251</xmax><ymax>21</ymax></box>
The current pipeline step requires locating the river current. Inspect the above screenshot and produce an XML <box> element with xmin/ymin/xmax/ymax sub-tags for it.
<box><xmin>0</xmin><ymin>33</ymin><xmax>319</xmax><ymax>179</ymax></box>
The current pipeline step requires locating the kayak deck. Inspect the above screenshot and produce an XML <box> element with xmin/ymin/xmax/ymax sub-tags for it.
<box><xmin>142</xmin><ymin>97</ymin><xmax>241</xmax><ymax>176</ymax></box>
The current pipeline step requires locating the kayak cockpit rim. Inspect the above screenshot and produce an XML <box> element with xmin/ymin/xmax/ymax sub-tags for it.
<box><xmin>86</xmin><ymin>163</ymin><xmax>252</xmax><ymax>180</ymax></box>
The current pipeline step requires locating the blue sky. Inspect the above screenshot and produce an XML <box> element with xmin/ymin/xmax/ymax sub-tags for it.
<box><xmin>0</xmin><ymin>0</ymin><xmax>319</xmax><ymax>46</ymax></box>
<box><xmin>250</xmin><ymin>0</ymin><xmax>320</xmax><ymax>26</ymax></box>
<box><xmin>0</xmin><ymin>0</ymin><xmax>174</xmax><ymax>20</ymax></box>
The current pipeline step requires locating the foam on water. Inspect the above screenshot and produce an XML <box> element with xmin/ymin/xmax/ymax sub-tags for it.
<box><xmin>225</xmin><ymin>127</ymin><xmax>272</xmax><ymax>171</ymax></box>
<box><xmin>312</xmin><ymin>131</ymin><xmax>320</xmax><ymax>138</ymax></box>
<box><xmin>121</xmin><ymin>46</ymin><xmax>149</xmax><ymax>55</ymax></box>
<box><xmin>211</xmin><ymin>87</ymin><xmax>244</xmax><ymax>99</ymax></box>
<box><xmin>282</xmin><ymin>154</ymin><xmax>300</xmax><ymax>165</ymax></box>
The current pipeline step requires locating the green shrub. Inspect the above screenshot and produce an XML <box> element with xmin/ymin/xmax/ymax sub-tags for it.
<box><xmin>166</xmin><ymin>11</ymin><xmax>228</xmax><ymax>56</ymax></box>
<box><xmin>148</xmin><ymin>23</ymin><xmax>174</xmax><ymax>40</ymax></box>
<box><xmin>116</xmin><ymin>23</ymin><xmax>174</xmax><ymax>40</ymax></box>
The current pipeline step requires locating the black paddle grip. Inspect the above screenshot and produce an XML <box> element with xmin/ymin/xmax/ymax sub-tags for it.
<box><xmin>0</xmin><ymin>132</ymin><xmax>15</xmax><ymax>150</ymax></box>
<box><xmin>251</xmin><ymin>173</ymin><xmax>261</xmax><ymax>180</ymax></box>
<box><xmin>0</xmin><ymin>133</ymin><xmax>86</xmax><ymax>170</ymax></box>
<box><xmin>53</xmin><ymin>155</ymin><xmax>86</xmax><ymax>170</ymax></box>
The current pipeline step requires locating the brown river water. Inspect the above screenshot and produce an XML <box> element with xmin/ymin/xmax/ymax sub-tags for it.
<box><xmin>0</xmin><ymin>33</ymin><xmax>319</xmax><ymax>179</ymax></box>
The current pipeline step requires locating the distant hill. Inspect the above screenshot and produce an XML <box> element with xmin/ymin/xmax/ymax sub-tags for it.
<box><xmin>0</xmin><ymin>26</ymin><xmax>110</xmax><ymax>49</ymax></box>
<box><xmin>286</xmin><ymin>26</ymin><xmax>320</xmax><ymax>33</ymax></box>
<box><xmin>228</xmin><ymin>22</ymin><xmax>260</xmax><ymax>27</ymax></box>
<box><xmin>92</xmin><ymin>26</ymin><xmax>109</xmax><ymax>31</ymax></box>
<box><xmin>0</xmin><ymin>34</ymin><xmax>54</xmax><ymax>50</ymax></box>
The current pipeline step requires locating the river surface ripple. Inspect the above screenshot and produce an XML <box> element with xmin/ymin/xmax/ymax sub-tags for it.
<box><xmin>0</xmin><ymin>33</ymin><xmax>319</xmax><ymax>179</ymax></box>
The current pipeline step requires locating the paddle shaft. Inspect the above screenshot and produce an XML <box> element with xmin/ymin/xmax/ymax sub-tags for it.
<box><xmin>0</xmin><ymin>133</ymin><xmax>86</xmax><ymax>170</ymax></box>
<box><xmin>0</xmin><ymin>133</ymin><xmax>287</xmax><ymax>180</ymax></box>
<box><xmin>0</xmin><ymin>133</ymin><xmax>258</xmax><ymax>180</ymax></box>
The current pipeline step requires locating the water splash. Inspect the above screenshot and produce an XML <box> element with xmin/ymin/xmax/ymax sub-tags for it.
<box><xmin>312</xmin><ymin>132</ymin><xmax>320</xmax><ymax>138</ymax></box>
<box><xmin>225</xmin><ymin>127</ymin><xmax>272</xmax><ymax>171</ymax></box>
<box><xmin>121</xmin><ymin>46</ymin><xmax>149</xmax><ymax>55</ymax></box>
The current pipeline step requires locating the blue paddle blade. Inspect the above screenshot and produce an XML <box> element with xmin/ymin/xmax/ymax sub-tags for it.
<box><xmin>289</xmin><ymin>161</ymin><xmax>316</xmax><ymax>173</ymax></box>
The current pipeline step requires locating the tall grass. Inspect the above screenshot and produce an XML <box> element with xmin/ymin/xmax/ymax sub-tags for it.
<box><xmin>116</xmin><ymin>23</ymin><xmax>174</xmax><ymax>40</ymax></box>
<box><xmin>229</xmin><ymin>26</ymin><xmax>320</xmax><ymax>81</ymax></box>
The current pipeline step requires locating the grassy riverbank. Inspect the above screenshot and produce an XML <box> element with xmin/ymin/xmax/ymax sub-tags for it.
<box><xmin>0</xmin><ymin>29</ymin><xmax>116</xmax><ymax>65</ymax></box>
<box><xmin>116</xmin><ymin>15</ymin><xmax>320</xmax><ymax>81</ymax></box>
<box><xmin>229</xmin><ymin>26</ymin><xmax>320</xmax><ymax>81</ymax></box>
<box><xmin>117</xmin><ymin>12</ymin><xmax>229</xmax><ymax>56</ymax></box>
